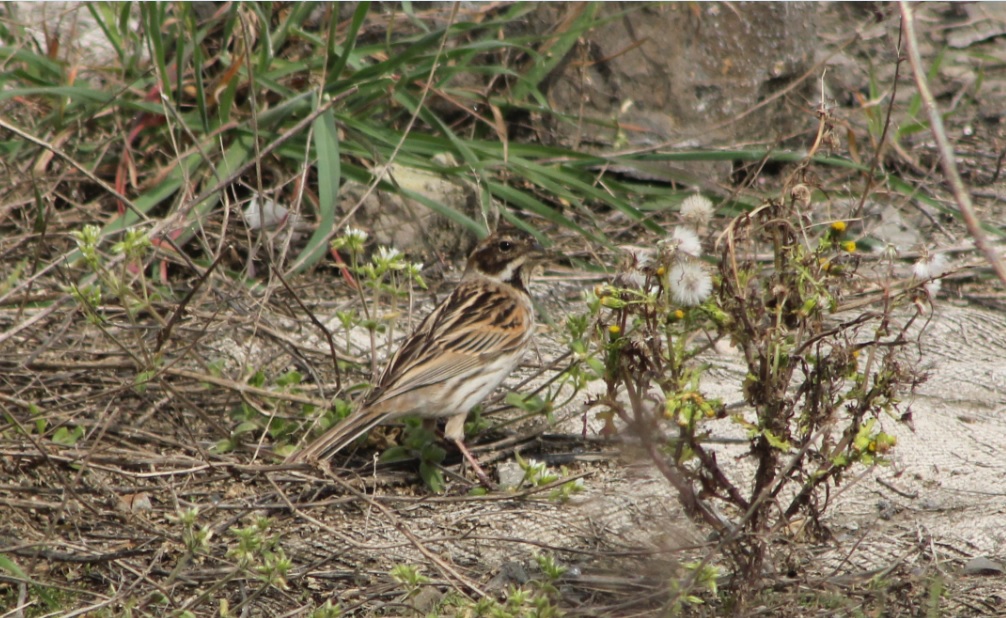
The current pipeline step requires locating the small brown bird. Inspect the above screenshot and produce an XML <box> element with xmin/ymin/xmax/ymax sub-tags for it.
<box><xmin>289</xmin><ymin>227</ymin><xmax>546</xmax><ymax>485</ymax></box>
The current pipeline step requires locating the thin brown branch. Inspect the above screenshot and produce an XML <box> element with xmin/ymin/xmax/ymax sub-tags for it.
<box><xmin>899</xmin><ymin>1</ymin><xmax>1006</xmax><ymax>288</ymax></box>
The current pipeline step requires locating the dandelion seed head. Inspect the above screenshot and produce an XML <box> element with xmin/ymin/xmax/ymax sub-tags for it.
<box><xmin>614</xmin><ymin>270</ymin><xmax>647</xmax><ymax>290</ymax></box>
<box><xmin>791</xmin><ymin>184</ymin><xmax>812</xmax><ymax>208</ymax></box>
<box><xmin>680</xmin><ymin>194</ymin><xmax>714</xmax><ymax>229</ymax></box>
<box><xmin>914</xmin><ymin>252</ymin><xmax>948</xmax><ymax>280</ymax></box>
<box><xmin>667</xmin><ymin>260</ymin><xmax>712</xmax><ymax>306</ymax></box>
<box><xmin>620</xmin><ymin>245</ymin><xmax>656</xmax><ymax>270</ymax></box>
<box><xmin>670</xmin><ymin>226</ymin><xmax>703</xmax><ymax>257</ymax></box>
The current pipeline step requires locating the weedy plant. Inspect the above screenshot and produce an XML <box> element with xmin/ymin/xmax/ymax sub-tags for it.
<box><xmin>566</xmin><ymin>112</ymin><xmax>934</xmax><ymax>606</ymax></box>
<box><xmin>163</xmin><ymin>511</ymin><xmax>295</xmax><ymax>615</ymax></box>
<box><xmin>428</xmin><ymin>555</ymin><xmax>566</xmax><ymax>618</ymax></box>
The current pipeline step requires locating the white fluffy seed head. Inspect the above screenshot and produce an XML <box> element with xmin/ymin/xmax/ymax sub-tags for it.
<box><xmin>680</xmin><ymin>194</ymin><xmax>714</xmax><ymax>229</ymax></box>
<box><xmin>620</xmin><ymin>245</ymin><xmax>657</xmax><ymax>271</ymax></box>
<box><xmin>671</xmin><ymin>226</ymin><xmax>703</xmax><ymax>258</ymax></box>
<box><xmin>667</xmin><ymin>260</ymin><xmax>712</xmax><ymax>306</ymax></box>
<box><xmin>913</xmin><ymin>252</ymin><xmax>948</xmax><ymax>280</ymax></box>
<box><xmin>614</xmin><ymin>270</ymin><xmax>647</xmax><ymax>290</ymax></box>
<box><xmin>657</xmin><ymin>228</ymin><xmax>702</xmax><ymax>263</ymax></box>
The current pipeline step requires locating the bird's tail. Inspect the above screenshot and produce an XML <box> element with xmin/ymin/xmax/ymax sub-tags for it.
<box><xmin>286</xmin><ymin>406</ymin><xmax>389</xmax><ymax>464</ymax></box>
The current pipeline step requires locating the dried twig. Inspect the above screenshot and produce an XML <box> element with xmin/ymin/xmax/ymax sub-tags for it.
<box><xmin>899</xmin><ymin>1</ymin><xmax>1006</xmax><ymax>288</ymax></box>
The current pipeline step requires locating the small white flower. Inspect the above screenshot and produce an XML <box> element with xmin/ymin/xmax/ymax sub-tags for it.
<box><xmin>913</xmin><ymin>252</ymin><xmax>947</xmax><ymax>280</ymax></box>
<box><xmin>671</xmin><ymin>226</ymin><xmax>703</xmax><ymax>258</ymax></box>
<box><xmin>680</xmin><ymin>194</ymin><xmax>714</xmax><ymax>229</ymax></box>
<box><xmin>667</xmin><ymin>260</ymin><xmax>712</xmax><ymax>306</ymax></box>
<box><xmin>521</xmin><ymin>457</ymin><xmax>549</xmax><ymax>483</ymax></box>
<box><xmin>371</xmin><ymin>246</ymin><xmax>408</xmax><ymax>274</ymax></box>
<box><xmin>343</xmin><ymin>226</ymin><xmax>369</xmax><ymax>244</ymax></box>
<box><xmin>378</xmin><ymin>245</ymin><xmax>400</xmax><ymax>263</ymax></box>
<box><xmin>924</xmin><ymin>280</ymin><xmax>942</xmax><ymax>297</ymax></box>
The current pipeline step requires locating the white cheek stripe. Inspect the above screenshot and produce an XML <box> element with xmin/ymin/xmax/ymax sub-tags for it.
<box><xmin>493</xmin><ymin>262</ymin><xmax>514</xmax><ymax>284</ymax></box>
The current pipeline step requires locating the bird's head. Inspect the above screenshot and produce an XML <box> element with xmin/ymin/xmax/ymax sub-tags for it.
<box><xmin>464</xmin><ymin>227</ymin><xmax>547</xmax><ymax>292</ymax></box>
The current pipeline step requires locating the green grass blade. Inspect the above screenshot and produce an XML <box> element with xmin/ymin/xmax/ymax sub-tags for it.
<box><xmin>0</xmin><ymin>553</ymin><xmax>27</xmax><ymax>579</ymax></box>
<box><xmin>292</xmin><ymin>106</ymin><xmax>341</xmax><ymax>273</ymax></box>
<box><xmin>486</xmin><ymin>181</ymin><xmax>604</xmax><ymax>245</ymax></box>
<box><xmin>398</xmin><ymin>186</ymin><xmax>484</xmax><ymax>237</ymax></box>
<box><xmin>327</xmin><ymin>1</ymin><xmax>369</xmax><ymax>86</ymax></box>
<box><xmin>140</xmin><ymin>3</ymin><xmax>171</xmax><ymax>101</ymax></box>
<box><xmin>509</xmin><ymin>3</ymin><xmax>599</xmax><ymax>102</ymax></box>
<box><xmin>85</xmin><ymin>3</ymin><xmax>126</xmax><ymax>66</ymax></box>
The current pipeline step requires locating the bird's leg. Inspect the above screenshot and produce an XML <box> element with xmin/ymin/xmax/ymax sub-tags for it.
<box><xmin>444</xmin><ymin>413</ymin><xmax>496</xmax><ymax>489</ymax></box>
<box><xmin>452</xmin><ymin>437</ymin><xmax>496</xmax><ymax>489</ymax></box>
<box><xmin>422</xmin><ymin>418</ymin><xmax>437</xmax><ymax>434</ymax></box>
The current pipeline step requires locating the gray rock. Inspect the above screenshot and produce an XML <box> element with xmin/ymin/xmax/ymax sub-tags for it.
<box><xmin>962</xmin><ymin>556</ymin><xmax>1006</xmax><ymax>576</ymax></box>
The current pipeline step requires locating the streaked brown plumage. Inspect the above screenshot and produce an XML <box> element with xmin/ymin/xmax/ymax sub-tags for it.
<box><xmin>289</xmin><ymin>227</ymin><xmax>545</xmax><ymax>483</ymax></box>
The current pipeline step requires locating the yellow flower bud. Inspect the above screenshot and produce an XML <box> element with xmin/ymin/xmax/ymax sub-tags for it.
<box><xmin>600</xmin><ymin>296</ymin><xmax>627</xmax><ymax>309</ymax></box>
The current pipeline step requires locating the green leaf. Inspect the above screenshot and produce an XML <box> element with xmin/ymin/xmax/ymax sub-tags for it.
<box><xmin>140</xmin><ymin>3</ymin><xmax>171</xmax><ymax>101</ymax></box>
<box><xmin>509</xmin><ymin>3</ymin><xmax>600</xmax><ymax>102</ymax></box>
<box><xmin>276</xmin><ymin>370</ymin><xmax>304</xmax><ymax>387</ymax></box>
<box><xmin>0</xmin><ymin>553</ymin><xmax>27</xmax><ymax>579</ymax></box>
<box><xmin>52</xmin><ymin>426</ymin><xmax>84</xmax><ymax>447</ymax></box>
<box><xmin>419</xmin><ymin>459</ymin><xmax>445</xmax><ymax>493</ymax></box>
<box><xmin>29</xmin><ymin>403</ymin><xmax>46</xmax><ymax>434</ymax></box>
<box><xmin>292</xmin><ymin>106</ymin><xmax>341</xmax><ymax>273</ymax></box>
<box><xmin>233</xmin><ymin>421</ymin><xmax>260</xmax><ymax>436</ymax></box>
<box><xmin>762</xmin><ymin>428</ymin><xmax>792</xmax><ymax>453</ymax></box>
<box><xmin>85</xmin><ymin>3</ymin><xmax>126</xmax><ymax>66</ymax></box>
<box><xmin>327</xmin><ymin>2</ymin><xmax>369</xmax><ymax>88</ymax></box>
<box><xmin>380</xmin><ymin>446</ymin><xmax>411</xmax><ymax>462</ymax></box>
<box><xmin>853</xmin><ymin>418</ymin><xmax>876</xmax><ymax>452</ymax></box>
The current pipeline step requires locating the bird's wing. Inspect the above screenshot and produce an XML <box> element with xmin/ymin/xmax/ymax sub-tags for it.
<box><xmin>368</xmin><ymin>280</ymin><xmax>531</xmax><ymax>405</ymax></box>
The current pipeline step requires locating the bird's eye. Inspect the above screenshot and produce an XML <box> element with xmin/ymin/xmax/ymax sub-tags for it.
<box><xmin>498</xmin><ymin>240</ymin><xmax>514</xmax><ymax>252</ymax></box>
